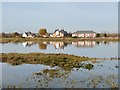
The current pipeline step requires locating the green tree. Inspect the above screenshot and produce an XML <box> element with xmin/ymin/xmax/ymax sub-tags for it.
<box><xmin>96</xmin><ymin>33</ymin><xmax>100</xmax><ymax>37</ymax></box>
<box><xmin>39</xmin><ymin>28</ymin><xmax>47</xmax><ymax>36</ymax></box>
<box><xmin>104</xmin><ymin>33</ymin><xmax>107</xmax><ymax>37</ymax></box>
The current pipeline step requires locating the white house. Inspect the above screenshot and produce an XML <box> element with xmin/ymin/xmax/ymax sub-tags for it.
<box><xmin>22</xmin><ymin>31</ymin><xmax>36</xmax><ymax>38</ymax></box>
<box><xmin>50</xmin><ymin>28</ymin><xmax>69</xmax><ymax>38</ymax></box>
<box><xmin>22</xmin><ymin>33</ymin><xmax>28</xmax><ymax>38</ymax></box>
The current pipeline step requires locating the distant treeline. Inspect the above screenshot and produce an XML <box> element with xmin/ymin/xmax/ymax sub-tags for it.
<box><xmin>96</xmin><ymin>33</ymin><xmax>119</xmax><ymax>38</ymax></box>
<box><xmin>0</xmin><ymin>32</ymin><xmax>22</xmax><ymax>38</ymax></box>
<box><xmin>0</xmin><ymin>32</ymin><xmax>119</xmax><ymax>38</ymax></box>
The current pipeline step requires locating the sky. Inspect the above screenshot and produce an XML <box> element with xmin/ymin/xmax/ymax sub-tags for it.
<box><xmin>2</xmin><ymin>2</ymin><xmax>118</xmax><ymax>33</ymax></box>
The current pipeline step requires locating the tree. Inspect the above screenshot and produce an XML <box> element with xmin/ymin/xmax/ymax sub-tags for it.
<box><xmin>11</xmin><ymin>32</ymin><xmax>20</xmax><ymax>37</ymax></box>
<box><xmin>39</xmin><ymin>28</ymin><xmax>47</xmax><ymax>36</ymax></box>
<box><xmin>96</xmin><ymin>33</ymin><xmax>100</xmax><ymax>37</ymax></box>
<box><xmin>104</xmin><ymin>33</ymin><xmax>107</xmax><ymax>37</ymax></box>
<box><xmin>0</xmin><ymin>33</ymin><xmax>6</xmax><ymax>38</ymax></box>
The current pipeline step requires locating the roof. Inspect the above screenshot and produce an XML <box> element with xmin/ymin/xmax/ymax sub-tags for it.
<box><xmin>23</xmin><ymin>32</ymin><xmax>36</xmax><ymax>36</ymax></box>
<box><xmin>72</xmin><ymin>31</ymin><xmax>96</xmax><ymax>34</ymax></box>
<box><xmin>54</xmin><ymin>29</ymin><xmax>59</xmax><ymax>33</ymax></box>
<box><xmin>34</xmin><ymin>33</ymin><xmax>39</xmax><ymax>36</ymax></box>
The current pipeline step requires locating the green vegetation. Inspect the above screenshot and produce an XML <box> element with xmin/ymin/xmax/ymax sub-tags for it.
<box><xmin>1</xmin><ymin>53</ymin><xmax>96</xmax><ymax>70</ymax></box>
<box><xmin>33</xmin><ymin>63</ymin><xmax>94</xmax><ymax>79</ymax></box>
<box><xmin>1</xmin><ymin>53</ymin><xmax>119</xmax><ymax>70</ymax></box>
<box><xmin>96</xmin><ymin>33</ymin><xmax>100</xmax><ymax>37</ymax></box>
<box><xmin>104</xmin><ymin>33</ymin><xmax>107</xmax><ymax>37</ymax></box>
<box><xmin>0</xmin><ymin>32</ymin><xmax>22</xmax><ymax>38</ymax></box>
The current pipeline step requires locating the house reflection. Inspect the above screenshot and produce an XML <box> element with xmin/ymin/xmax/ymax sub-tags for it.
<box><xmin>22</xmin><ymin>41</ymin><xmax>97</xmax><ymax>50</ymax></box>
<box><xmin>50</xmin><ymin>41</ymin><xmax>66</xmax><ymax>50</ymax></box>
<box><xmin>22</xmin><ymin>41</ymin><xmax>35</xmax><ymax>47</ymax></box>
<box><xmin>72</xmin><ymin>41</ymin><xmax>96</xmax><ymax>47</ymax></box>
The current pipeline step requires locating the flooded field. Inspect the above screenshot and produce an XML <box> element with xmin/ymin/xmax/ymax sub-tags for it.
<box><xmin>1</xmin><ymin>41</ymin><xmax>119</xmax><ymax>88</ymax></box>
<box><xmin>2</xmin><ymin>60</ymin><xmax>118</xmax><ymax>88</ymax></box>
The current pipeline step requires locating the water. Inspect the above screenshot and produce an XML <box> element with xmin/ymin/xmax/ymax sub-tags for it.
<box><xmin>2</xmin><ymin>60</ymin><xmax>119</xmax><ymax>88</ymax></box>
<box><xmin>1</xmin><ymin>41</ymin><xmax>119</xmax><ymax>88</ymax></box>
<box><xmin>1</xmin><ymin>41</ymin><xmax>118</xmax><ymax>58</ymax></box>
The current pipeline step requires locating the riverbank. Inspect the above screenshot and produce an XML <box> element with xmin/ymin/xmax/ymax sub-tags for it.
<box><xmin>0</xmin><ymin>37</ymin><xmax>119</xmax><ymax>43</ymax></box>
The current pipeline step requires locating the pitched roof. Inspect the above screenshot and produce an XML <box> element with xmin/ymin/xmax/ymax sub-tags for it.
<box><xmin>54</xmin><ymin>29</ymin><xmax>59</xmax><ymax>33</ymax></box>
<box><xmin>23</xmin><ymin>32</ymin><xmax>36</xmax><ymax>36</ymax></box>
<box><xmin>73</xmin><ymin>31</ymin><xmax>96</xmax><ymax>34</ymax></box>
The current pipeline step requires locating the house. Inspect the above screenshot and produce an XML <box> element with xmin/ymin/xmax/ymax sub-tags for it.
<box><xmin>50</xmin><ymin>28</ymin><xmax>69</xmax><ymax>38</ymax></box>
<box><xmin>34</xmin><ymin>33</ymin><xmax>39</xmax><ymax>37</ymax></box>
<box><xmin>72</xmin><ymin>31</ymin><xmax>96</xmax><ymax>38</ymax></box>
<box><xmin>22</xmin><ymin>31</ymin><xmax>36</xmax><ymax>38</ymax></box>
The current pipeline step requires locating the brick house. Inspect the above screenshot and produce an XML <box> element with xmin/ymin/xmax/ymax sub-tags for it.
<box><xmin>72</xmin><ymin>31</ymin><xmax>96</xmax><ymax>38</ymax></box>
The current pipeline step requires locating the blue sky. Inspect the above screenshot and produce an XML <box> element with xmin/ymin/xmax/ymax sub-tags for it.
<box><xmin>2</xmin><ymin>2</ymin><xmax>118</xmax><ymax>33</ymax></box>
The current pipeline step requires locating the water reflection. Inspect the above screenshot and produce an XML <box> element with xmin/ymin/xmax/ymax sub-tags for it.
<box><xmin>2</xmin><ymin>41</ymin><xmax>118</xmax><ymax>58</ymax></box>
<box><xmin>38</xmin><ymin>42</ymin><xmax>47</xmax><ymax>50</ymax></box>
<box><xmin>72</xmin><ymin>41</ymin><xmax>96</xmax><ymax>47</ymax></box>
<box><xmin>22</xmin><ymin>41</ymin><xmax>36</xmax><ymax>47</ymax></box>
<box><xmin>50</xmin><ymin>41</ymin><xmax>68</xmax><ymax>50</ymax></box>
<box><xmin>21</xmin><ymin>41</ymin><xmax>111</xmax><ymax>50</ymax></box>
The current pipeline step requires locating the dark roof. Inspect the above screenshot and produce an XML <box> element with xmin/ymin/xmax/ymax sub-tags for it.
<box><xmin>24</xmin><ymin>32</ymin><xmax>36</xmax><ymax>36</ymax></box>
<box><xmin>73</xmin><ymin>31</ymin><xmax>96</xmax><ymax>34</ymax></box>
<box><xmin>60</xmin><ymin>30</ymin><xmax>68</xmax><ymax>35</ymax></box>
<box><xmin>54</xmin><ymin>29</ymin><xmax>59</xmax><ymax>33</ymax></box>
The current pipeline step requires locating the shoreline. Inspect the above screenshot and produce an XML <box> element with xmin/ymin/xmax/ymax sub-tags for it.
<box><xmin>0</xmin><ymin>37</ymin><xmax>119</xmax><ymax>43</ymax></box>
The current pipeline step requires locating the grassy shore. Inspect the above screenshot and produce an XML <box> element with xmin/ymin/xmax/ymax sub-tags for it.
<box><xmin>0</xmin><ymin>37</ymin><xmax>119</xmax><ymax>43</ymax></box>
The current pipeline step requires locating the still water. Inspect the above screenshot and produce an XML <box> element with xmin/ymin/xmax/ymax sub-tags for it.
<box><xmin>1</xmin><ymin>41</ymin><xmax>118</xmax><ymax>58</ymax></box>
<box><xmin>1</xmin><ymin>41</ymin><xmax>119</xmax><ymax>88</ymax></box>
<box><xmin>2</xmin><ymin>60</ymin><xmax>119</xmax><ymax>88</ymax></box>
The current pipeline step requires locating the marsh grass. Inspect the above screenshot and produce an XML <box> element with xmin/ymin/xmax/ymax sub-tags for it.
<box><xmin>1</xmin><ymin>37</ymin><xmax>119</xmax><ymax>43</ymax></box>
<box><xmin>1</xmin><ymin>53</ymin><xmax>96</xmax><ymax>70</ymax></box>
